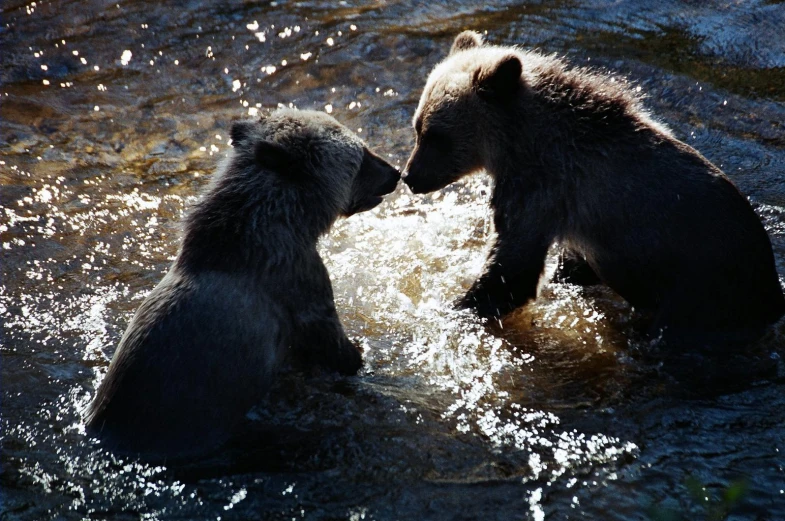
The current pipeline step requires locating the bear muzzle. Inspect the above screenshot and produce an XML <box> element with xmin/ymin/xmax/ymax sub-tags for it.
<box><xmin>403</xmin><ymin>173</ymin><xmax>431</xmax><ymax>194</ymax></box>
<box><xmin>404</xmin><ymin>150</ymin><xmax>476</xmax><ymax>194</ymax></box>
<box><xmin>344</xmin><ymin>149</ymin><xmax>401</xmax><ymax>215</ymax></box>
<box><xmin>403</xmin><ymin>149</ymin><xmax>446</xmax><ymax>194</ymax></box>
<box><xmin>365</xmin><ymin>150</ymin><xmax>401</xmax><ymax>198</ymax></box>
<box><xmin>403</xmin><ymin>164</ymin><xmax>445</xmax><ymax>195</ymax></box>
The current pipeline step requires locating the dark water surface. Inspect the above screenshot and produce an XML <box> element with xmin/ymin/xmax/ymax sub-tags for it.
<box><xmin>2</xmin><ymin>1</ymin><xmax>785</xmax><ymax>519</ymax></box>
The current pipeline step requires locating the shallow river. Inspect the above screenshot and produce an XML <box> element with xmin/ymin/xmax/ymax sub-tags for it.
<box><xmin>2</xmin><ymin>1</ymin><xmax>785</xmax><ymax>520</ymax></box>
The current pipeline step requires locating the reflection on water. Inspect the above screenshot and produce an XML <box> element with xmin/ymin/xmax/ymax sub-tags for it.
<box><xmin>2</xmin><ymin>1</ymin><xmax>784</xmax><ymax>519</ymax></box>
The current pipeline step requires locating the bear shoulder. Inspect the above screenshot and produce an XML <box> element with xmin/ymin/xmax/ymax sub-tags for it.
<box><xmin>525</xmin><ymin>55</ymin><xmax>666</xmax><ymax>134</ymax></box>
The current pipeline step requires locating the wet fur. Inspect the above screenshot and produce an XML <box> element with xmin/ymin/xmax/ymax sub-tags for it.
<box><xmin>86</xmin><ymin>109</ymin><xmax>400</xmax><ymax>458</ymax></box>
<box><xmin>405</xmin><ymin>31</ymin><xmax>785</xmax><ymax>342</ymax></box>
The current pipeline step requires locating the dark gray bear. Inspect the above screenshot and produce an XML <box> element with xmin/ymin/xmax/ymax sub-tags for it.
<box><xmin>86</xmin><ymin>109</ymin><xmax>400</xmax><ymax>458</ymax></box>
<box><xmin>404</xmin><ymin>31</ymin><xmax>784</xmax><ymax>343</ymax></box>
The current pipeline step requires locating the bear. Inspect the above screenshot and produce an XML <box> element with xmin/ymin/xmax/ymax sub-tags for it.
<box><xmin>403</xmin><ymin>30</ymin><xmax>785</xmax><ymax>344</ymax></box>
<box><xmin>85</xmin><ymin>109</ymin><xmax>400</xmax><ymax>459</ymax></box>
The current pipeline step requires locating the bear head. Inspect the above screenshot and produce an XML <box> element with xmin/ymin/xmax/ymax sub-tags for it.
<box><xmin>229</xmin><ymin>109</ymin><xmax>400</xmax><ymax>219</ymax></box>
<box><xmin>404</xmin><ymin>31</ymin><xmax>523</xmax><ymax>194</ymax></box>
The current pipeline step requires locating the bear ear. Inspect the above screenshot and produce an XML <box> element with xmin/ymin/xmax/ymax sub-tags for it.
<box><xmin>449</xmin><ymin>30</ymin><xmax>483</xmax><ymax>55</ymax></box>
<box><xmin>230</xmin><ymin>120</ymin><xmax>257</xmax><ymax>147</ymax></box>
<box><xmin>473</xmin><ymin>54</ymin><xmax>522</xmax><ymax>102</ymax></box>
<box><xmin>254</xmin><ymin>140</ymin><xmax>298</xmax><ymax>174</ymax></box>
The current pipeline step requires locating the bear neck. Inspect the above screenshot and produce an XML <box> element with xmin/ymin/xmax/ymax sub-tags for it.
<box><xmin>175</xmin><ymin>171</ymin><xmax>336</xmax><ymax>274</ymax></box>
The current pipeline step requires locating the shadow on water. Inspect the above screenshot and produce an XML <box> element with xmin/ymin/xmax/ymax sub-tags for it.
<box><xmin>2</xmin><ymin>1</ymin><xmax>785</xmax><ymax>520</ymax></box>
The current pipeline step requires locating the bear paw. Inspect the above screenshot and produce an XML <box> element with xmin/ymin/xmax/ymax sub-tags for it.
<box><xmin>330</xmin><ymin>338</ymin><xmax>363</xmax><ymax>376</ymax></box>
<box><xmin>455</xmin><ymin>290</ymin><xmax>505</xmax><ymax>319</ymax></box>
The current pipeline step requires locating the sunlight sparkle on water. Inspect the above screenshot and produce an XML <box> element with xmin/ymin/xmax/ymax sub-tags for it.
<box><xmin>321</xmin><ymin>175</ymin><xmax>638</xmax><ymax>479</ymax></box>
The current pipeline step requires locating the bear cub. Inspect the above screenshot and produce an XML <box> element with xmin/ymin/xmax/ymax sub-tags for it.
<box><xmin>86</xmin><ymin>109</ymin><xmax>400</xmax><ymax>458</ymax></box>
<box><xmin>404</xmin><ymin>31</ymin><xmax>784</xmax><ymax>343</ymax></box>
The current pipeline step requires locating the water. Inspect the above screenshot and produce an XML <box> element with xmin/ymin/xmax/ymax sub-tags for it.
<box><xmin>2</xmin><ymin>1</ymin><xmax>784</xmax><ymax>519</ymax></box>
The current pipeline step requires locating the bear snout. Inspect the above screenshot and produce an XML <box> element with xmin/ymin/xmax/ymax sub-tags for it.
<box><xmin>403</xmin><ymin>164</ymin><xmax>438</xmax><ymax>195</ymax></box>
<box><xmin>364</xmin><ymin>149</ymin><xmax>401</xmax><ymax>196</ymax></box>
<box><xmin>403</xmin><ymin>148</ymin><xmax>442</xmax><ymax>194</ymax></box>
<box><xmin>403</xmin><ymin>174</ymin><xmax>429</xmax><ymax>194</ymax></box>
<box><xmin>344</xmin><ymin>149</ymin><xmax>402</xmax><ymax>216</ymax></box>
<box><xmin>402</xmin><ymin>156</ymin><xmax>423</xmax><ymax>192</ymax></box>
<box><xmin>378</xmin><ymin>160</ymin><xmax>402</xmax><ymax>196</ymax></box>
<box><xmin>378</xmin><ymin>169</ymin><xmax>401</xmax><ymax>196</ymax></box>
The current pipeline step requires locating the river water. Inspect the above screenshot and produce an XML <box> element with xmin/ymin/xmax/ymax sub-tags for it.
<box><xmin>2</xmin><ymin>1</ymin><xmax>785</xmax><ymax>520</ymax></box>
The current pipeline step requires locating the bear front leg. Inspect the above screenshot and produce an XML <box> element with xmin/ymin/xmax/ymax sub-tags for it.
<box><xmin>288</xmin><ymin>256</ymin><xmax>363</xmax><ymax>375</ymax></box>
<box><xmin>457</xmin><ymin>233</ymin><xmax>552</xmax><ymax>319</ymax></box>
<box><xmin>294</xmin><ymin>310</ymin><xmax>363</xmax><ymax>375</ymax></box>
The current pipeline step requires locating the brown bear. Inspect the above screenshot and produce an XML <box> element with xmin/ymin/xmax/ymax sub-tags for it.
<box><xmin>85</xmin><ymin>109</ymin><xmax>400</xmax><ymax>459</ymax></box>
<box><xmin>404</xmin><ymin>31</ymin><xmax>784</xmax><ymax>344</ymax></box>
